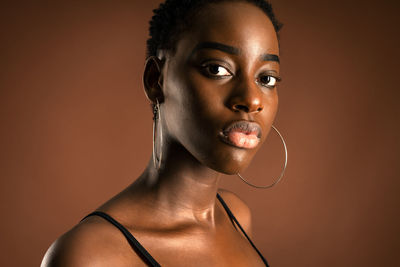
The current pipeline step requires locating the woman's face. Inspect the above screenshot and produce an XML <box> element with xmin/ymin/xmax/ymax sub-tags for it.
<box><xmin>160</xmin><ymin>1</ymin><xmax>280</xmax><ymax>174</ymax></box>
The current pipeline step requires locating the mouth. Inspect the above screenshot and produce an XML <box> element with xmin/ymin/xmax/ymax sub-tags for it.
<box><xmin>219</xmin><ymin>121</ymin><xmax>262</xmax><ymax>149</ymax></box>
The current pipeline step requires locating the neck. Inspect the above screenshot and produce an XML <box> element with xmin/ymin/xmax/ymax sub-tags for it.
<box><xmin>133</xmin><ymin>141</ymin><xmax>222</xmax><ymax>224</ymax></box>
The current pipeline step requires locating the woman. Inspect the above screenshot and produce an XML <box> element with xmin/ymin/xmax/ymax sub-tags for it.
<box><xmin>41</xmin><ymin>0</ymin><xmax>284</xmax><ymax>266</ymax></box>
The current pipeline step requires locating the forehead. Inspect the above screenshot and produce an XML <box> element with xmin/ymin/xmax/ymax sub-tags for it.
<box><xmin>174</xmin><ymin>1</ymin><xmax>279</xmax><ymax>57</ymax></box>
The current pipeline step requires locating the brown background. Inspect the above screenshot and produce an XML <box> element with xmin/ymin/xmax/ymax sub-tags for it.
<box><xmin>1</xmin><ymin>0</ymin><xmax>399</xmax><ymax>266</ymax></box>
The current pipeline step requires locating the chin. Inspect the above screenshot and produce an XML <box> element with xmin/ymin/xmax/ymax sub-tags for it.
<box><xmin>203</xmin><ymin>153</ymin><xmax>254</xmax><ymax>175</ymax></box>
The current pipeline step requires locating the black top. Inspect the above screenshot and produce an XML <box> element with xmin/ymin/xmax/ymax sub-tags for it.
<box><xmin>81</xmin><ymin>193</ymin><xmax>269</xmax><ymax>266</ymax></box>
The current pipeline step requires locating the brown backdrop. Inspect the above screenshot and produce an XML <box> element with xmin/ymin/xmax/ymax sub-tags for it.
<box><xmin>1</xmin><ymin>0</ymin><xmax>399</xmax><ymax>266</ymax></box>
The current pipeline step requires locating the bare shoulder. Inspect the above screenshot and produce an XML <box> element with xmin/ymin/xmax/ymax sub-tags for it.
<box><xmin>218</xmin><ymin>189</ymin><xmax>253</xmax><ymax>236</ymax></box>
<box><xmin>41</xmin><ymin>215</ymin><xmax>144</xmax><ymax>267</ymax></box>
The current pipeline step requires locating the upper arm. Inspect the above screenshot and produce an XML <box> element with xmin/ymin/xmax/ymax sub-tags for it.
<box><xmin>41</xmin><ymin>231</ymin><xmax>94</xmax><ymax>267</ymax></box>
<box><xmin>40</xmin><ymin>235</ymin><xmax>84</xmax><ymax>267</ymax></box>
<box><xmin>40</xmin><ymin>217</ymin><xmax>143</xmax><ymax>267</ymax></box>
<box><xmin>218</xmin><ymin>189</ymin><xmax>253</xmax><ymax>237</ymax></box>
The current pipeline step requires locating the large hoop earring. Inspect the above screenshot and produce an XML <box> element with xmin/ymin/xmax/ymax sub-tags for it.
<box><xmin>237</xmin><ymin>125</ymin><xmax>288</xmax><ymax>189</ymax></box>
<box><xmin>152</xmin><ymin>99</ymin><xmax>163</xmax><ymax>169</ymax></box>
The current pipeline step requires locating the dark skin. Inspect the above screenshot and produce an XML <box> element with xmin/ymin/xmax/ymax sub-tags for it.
<box><xmin>41</xmin><ymin>2</ymin><xmax>280</xmax><ymax>266</ymax></box>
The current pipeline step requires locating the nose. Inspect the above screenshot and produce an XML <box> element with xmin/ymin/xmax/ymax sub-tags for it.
<box><xmin>228</xmin><ymin>77</ymin><xmax>264</xmax><ymax>113</ymax></box>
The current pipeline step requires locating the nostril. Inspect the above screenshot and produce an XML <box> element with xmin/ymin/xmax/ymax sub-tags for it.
<box><xmin>232</xmin><ymin>104</ymin><xmax>263</xmax><ymax>113</ymax></box>
<box><xmin>233</xmin><ymin>104</ymin><xmax>249</xmax><ymax>112</ymax></box>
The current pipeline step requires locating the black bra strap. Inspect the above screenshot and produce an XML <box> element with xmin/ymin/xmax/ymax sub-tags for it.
<box><xmin>82</xmin><ymin>195</ymin><xmax>269</xmax><ymax>267</ymax></box>
<box><xmin>81</xmin><ymin>211</ymin><xmax>161</xmax><ymax>267</ymax></box>
<box><xmin>216</xmin><ymin>193</ymin><xmax>269</xmax><ymax>267</ymax></box>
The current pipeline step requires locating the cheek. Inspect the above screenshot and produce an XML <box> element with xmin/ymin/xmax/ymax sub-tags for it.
<box><xmin>264</xmin><ymin>89</ymin><xmax>279</xmax><ymax>118</ymax></box>
<box><xmin>163</xmin><ymin>68</ymin><xmax>220</xmax><ymax>147</ymax></box>
<box><xmin>256</xmin><ymin>92</ymin><xmax>279</xmax><ymax>145</ymax></box>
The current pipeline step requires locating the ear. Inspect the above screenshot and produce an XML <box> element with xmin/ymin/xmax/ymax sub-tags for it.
<box><xmin>143</xmin><ymin>56</ymin><xmax>165</xmax><ymax>104</ymax></box>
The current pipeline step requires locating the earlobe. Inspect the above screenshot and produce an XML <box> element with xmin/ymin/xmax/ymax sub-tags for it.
<box><xmin>143</xmin><ymin>56</ymin><xmax>165</xmax><ymax>104</ymax></box>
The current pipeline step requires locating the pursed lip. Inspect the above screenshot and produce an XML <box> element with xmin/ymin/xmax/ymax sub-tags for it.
<box><xmin>219</xmin><ymin>120</ymin><xmax>262</xmax><ymax>149</ymax></box>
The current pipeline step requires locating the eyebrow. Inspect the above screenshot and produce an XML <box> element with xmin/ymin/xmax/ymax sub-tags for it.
<box><xmin>191</xmin><ymin>41</ymin><xmax>280</xmax><ymax>63</ymax></box>
<box><xmin>192</xmin><ymin>41</ymin><xmax>240</xmax><ymax>55</ymax></box>
<box><xmin>261</xmin><ymin>53</ymin><xmax>280</xmax><ymax>63</ymax></box>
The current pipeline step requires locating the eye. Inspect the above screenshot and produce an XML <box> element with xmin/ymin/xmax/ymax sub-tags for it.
<box><xmin>257</xmin><ymin>74</ymin><xmax>280</xmax><ymax>88</ymax></box>
<box><xmin>201</xmin><ymin>64</ymin><xmax>232</xmax><ymax>78</ymax></box>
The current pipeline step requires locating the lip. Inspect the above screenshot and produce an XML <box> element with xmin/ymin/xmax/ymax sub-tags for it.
<box><xmin>219</xmin><ymin>120</ymin><xmax>262</xmax><ymax>149</ymax></box>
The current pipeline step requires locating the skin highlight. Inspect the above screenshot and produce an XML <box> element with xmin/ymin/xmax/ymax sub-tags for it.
<box><xmin>41</xmin><ymin>2</ymin><xmax>280</xmax><ymax>266</ymax></box>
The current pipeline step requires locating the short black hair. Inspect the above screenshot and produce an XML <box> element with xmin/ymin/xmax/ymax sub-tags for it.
<box><xmin>146</xmin><ymin>0</ymin><xmax>283</xmax><ymax>58</ymax></box>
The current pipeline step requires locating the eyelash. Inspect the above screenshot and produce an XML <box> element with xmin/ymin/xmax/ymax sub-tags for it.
<box><xmin>200</xmin><ymin>63</ymin><xmax>232</xmax><ymax>78</ymax></box>
<box><xmin>200</xmin><ymin>63</ymin><xmax>281</xmax><ymax>89</ymax></box>
<box><xmin>256</xmin><ymin>74</ymin><xmax>282</xmax><ymax>89</ymax></box>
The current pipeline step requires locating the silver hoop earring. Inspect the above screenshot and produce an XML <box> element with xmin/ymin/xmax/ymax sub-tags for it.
<box><xmin>237</xmin><ymin>125</ymin><xmax>288</xmax><ymax>189</ymax></box>
<box><xmin>152</xmin><ymin>99</ymin><xmax>163</xmax><ymax>169</ymax></box>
